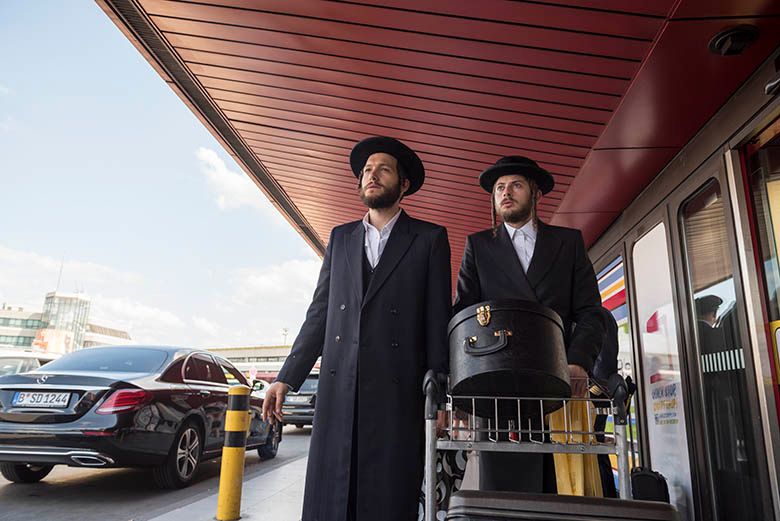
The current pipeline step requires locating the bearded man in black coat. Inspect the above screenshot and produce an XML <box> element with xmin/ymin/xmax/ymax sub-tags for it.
<box><xmin>263</xmin><ymin>137</ymin><xmax>451</xmax><ymax>521</ymax></box>
<box><xmin>453</xmin><ymin>156</ymin><xmax>604</xmax><ymax>493</ymax></box>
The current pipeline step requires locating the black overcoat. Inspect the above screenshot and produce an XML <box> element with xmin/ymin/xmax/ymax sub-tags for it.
<box><xmin>277</xmin><ymin>210</ymin><xmax>451</xmax><ymax>521</ymax></box>
<box><xmin>453</xmin><ymin>221</ymin><xmax>604</xmax><ymax>372</ymax></box>
<box><xmin>453</xmin><ymin>221</ymin><xmax>605</xmax><ymax>492</ymax></box>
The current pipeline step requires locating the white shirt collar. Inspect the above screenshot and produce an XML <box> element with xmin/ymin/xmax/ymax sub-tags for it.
<box><xmin>362</xmin><ymin>208</ymin><xmax>402</xmax><ymax>236</ymax></box>
<box><xmin>504</xmin><ymin>220</ymin><xmax>537</xmax><ymax>240</ymax></box>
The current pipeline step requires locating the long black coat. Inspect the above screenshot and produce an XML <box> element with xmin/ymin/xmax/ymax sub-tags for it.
<box><xmin>277</xmin><ymin>210</ymin><xmax>451</xmax><ymax>521</ymax></box>
<box><xmin>453</xmin><ymin>221</ymin><xmax>603</xmax><ymax>372</ymax></box>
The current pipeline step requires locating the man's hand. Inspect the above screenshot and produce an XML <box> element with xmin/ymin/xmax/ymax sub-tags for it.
<box><xmin>262</xmin><ymin>382</ymin><xmax>290</xmax><ymax>424</ymax></box>
<box><xmin>568</xmin><ymin>364</ymin><xmax>589</xmax><ymax>398</ymax></box>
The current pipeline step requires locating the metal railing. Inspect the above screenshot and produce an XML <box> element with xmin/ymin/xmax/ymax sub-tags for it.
<box><xmin>423</xmin><ymin>372</ymin><xmax>636</xmax><ymax>521</ymax></box>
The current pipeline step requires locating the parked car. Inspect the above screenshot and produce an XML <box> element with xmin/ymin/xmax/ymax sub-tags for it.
<box><xmin>0</xmin><ymin>349</ymin><xmax>59</xmax><ymax>376</ymax></box>
<box><xmin>0</xmin><ymin>345</ymin><xmax>281</xmax><ymax>488</ymax></box>
<box><xmin>282</xmin><ymin>373</ymin><xmax>318</xmax><ymax>428</ymax></box>
<box><xmin>251</xmin><ymin>379</ymin><xmax>271</xmax><ymax>400</ymax></box>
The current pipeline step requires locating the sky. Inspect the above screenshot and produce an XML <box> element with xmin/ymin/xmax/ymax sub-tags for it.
<box><xmin>0</xmin><ymin>1</ymin><xmax>322</xmax><ymax>347</ymax></box>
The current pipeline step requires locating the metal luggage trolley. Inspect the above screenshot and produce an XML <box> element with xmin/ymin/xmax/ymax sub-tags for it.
<box><xmin>422</xmin><ymin>371</ymin><xmax>636</xmax><ymax>521</ymax></box>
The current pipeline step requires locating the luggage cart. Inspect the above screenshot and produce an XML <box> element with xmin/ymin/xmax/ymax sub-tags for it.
<box><xmin>422</xmin><ymin>372</ymin><xmax>637</xmax><ymax>521</ymax></box>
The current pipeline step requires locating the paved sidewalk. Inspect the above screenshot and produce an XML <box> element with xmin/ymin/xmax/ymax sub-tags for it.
<box><xmin>150</xmin><ymin>456</ymin><xmax>307</xmax><ymax>521</ymax></box>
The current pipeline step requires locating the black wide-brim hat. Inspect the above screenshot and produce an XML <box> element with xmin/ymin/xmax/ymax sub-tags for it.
<box><xmin>479</xmin><ymin>155</ymin><xmax>555</xmax><ymax>194</ymax></box>
<box><xmin>350</xmin><ymin>136</ymin><xmax>425</xmax><ymax>196</ymax></box>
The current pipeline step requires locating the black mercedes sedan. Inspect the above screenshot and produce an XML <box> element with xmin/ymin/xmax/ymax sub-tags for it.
<box><xmin>0</xmin><ymin>345</ymin><xmax>281</xmax><ymax>488</ymax></box>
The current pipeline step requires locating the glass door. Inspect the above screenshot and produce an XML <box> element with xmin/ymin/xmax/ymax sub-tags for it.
<box><xmin>632</xmin><ymin>221</ymin><xmax>695</xmax><ymax>520</ymax></box>
<box><xmin>678</xmin><ymin>178</ymin><xmax>769</xmax><ymax>521</ymax></box>
<box><xmin>746</xmin><ymin>128</ymin><xmax>780</xmax><ymax>377</ymax></box>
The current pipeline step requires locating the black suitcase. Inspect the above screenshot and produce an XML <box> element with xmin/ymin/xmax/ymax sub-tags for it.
<box><xmin>446</xmin><ymin>491</ymin><xmax>679</xmax><ymax>520</ymax></box>
<box><xmin>631</xmin><ymin>467</ymin><xmax>670</xmax><ymax>503</ymax></box>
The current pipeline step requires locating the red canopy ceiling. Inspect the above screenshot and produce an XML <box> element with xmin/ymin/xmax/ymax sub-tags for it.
<box><xmin>98</xmin><ymin>0</ymin><xmax>780</xmax><ymax>278</ymax></box>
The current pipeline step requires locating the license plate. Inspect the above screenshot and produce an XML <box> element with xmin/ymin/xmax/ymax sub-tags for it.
<box><xmin>286</xmin><ymin>395</ymin><xmax>309</xmax><ymax>404</ymax></box>
<box><xmin>13</xmin><ymin>391</ymin><xmax>70</xmax><ymax>408</ymax></box>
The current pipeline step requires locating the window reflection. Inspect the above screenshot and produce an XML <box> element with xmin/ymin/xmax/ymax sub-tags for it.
<box><xmin>632</xmin><ymin>223</ymin><xmax>694</xmax><ymax>521</ymax></box>
<box><xmin>597</xmin><ymin>257</ymin><xmax>640</xmax><ymax>474</ymax></box>
<box><xmin>681</xmin><ymin>179</ymin><xmax>765</xmax><ymax>521</ymax></box>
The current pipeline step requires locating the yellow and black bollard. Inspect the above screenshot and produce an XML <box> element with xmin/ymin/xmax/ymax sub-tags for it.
<box><xmin>216</xmin><ymin>384</ymin><xmax>251</xmax><ymax>521</ymax></box>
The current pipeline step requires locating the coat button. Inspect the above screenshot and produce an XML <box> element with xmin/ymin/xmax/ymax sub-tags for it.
<box><xmin>340</xmin><ymin>304</ymin><xmax>346</xmax><ymax>310</ymax></box>
<box><xmin>390</xmin><ymin>308</ymin><xmax>398</xmax><ymax>315</ymax></box>
<box><xmin>330</xmin><ymin>369</ymin><xmax>336</xmax><ymax>376</ymax></box>
<box><xmin>335</xmin><ymin>335</ymin><xmax>341</xmax><ymax>342</ymax></box>
<box><xmin>391</xmin><ymin>341</ymin><xmax>399</xmax><ymax>348</ymax></box>
<box><xmin>393</xmin><ymin>376</ymin><xmax>400</xmax><ymax>384</ymax></box>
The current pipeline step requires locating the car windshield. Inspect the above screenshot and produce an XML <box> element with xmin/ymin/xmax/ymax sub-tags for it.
<box><xmin>0</xmin><ymin>358</ymin><xmax>27</xmax><ymax>376</ymax></box>
<box><xmin>38</xmin><ymin>348</ymin><xmax>169</xmax><ymax>373</ymax></box>
<box><xmin>299</xmin><ymin>376</ymin><xmax>319</xmax><ymax>393</ymax></box>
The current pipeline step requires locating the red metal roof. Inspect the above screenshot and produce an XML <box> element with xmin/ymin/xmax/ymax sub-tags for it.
<box><xmin>98</xmin><ymin>0</ymin><xmax>780</xmax><ymax>275</ymax></box>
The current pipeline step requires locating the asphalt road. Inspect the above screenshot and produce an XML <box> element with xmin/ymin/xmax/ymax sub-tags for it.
<box><xmin>0</xmin><ymin>425</ymin><xmax>311</xmax><ymax>521</ymax></box>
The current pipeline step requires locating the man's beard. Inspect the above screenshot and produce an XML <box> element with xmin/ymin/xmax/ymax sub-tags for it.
<box><xmin>498</xmin><ymin>199</ymin><xmax>532</xmax><ymax>224</ymax></box>
<box><xmin>360</xmin><ymin>181</ymin><xmax>402</xmax><ymax>209</ymax></box>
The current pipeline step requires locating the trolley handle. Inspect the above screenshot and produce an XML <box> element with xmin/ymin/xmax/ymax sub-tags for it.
<box><xmin>423</xmin><ymin>370</ymin><xmax>447</xmax><ymax>420</ymax></box>
<box><xmin>608</xmin><ymin>373</ymin><xmax>628</xmax><ymax>425</ymax></box>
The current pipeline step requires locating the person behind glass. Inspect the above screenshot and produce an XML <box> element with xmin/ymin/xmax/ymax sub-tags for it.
<box><xmin>453</xmin><ymin>155</ymin><xmax>605</xmax><ymax>493</ymax></box>
<box><xmin>591</xmin><ymin>306</ymin><xmax>620</xmax><ymax>498</ymax></box>
<box><xmin>262</xmin><ymin>136</ymin><xmax>452</xmax><ymax>521</ymax></box>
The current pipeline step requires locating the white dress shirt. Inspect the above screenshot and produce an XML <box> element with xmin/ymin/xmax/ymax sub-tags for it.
<box><xmin>362</xmin><ymin>209</ymin><xmax>402</xmax><ymax>268</ymax></box>
<box><xmin>504</xmin><ymin>220</ymin><xmax>537</xmax><ymax>273</ymax></box>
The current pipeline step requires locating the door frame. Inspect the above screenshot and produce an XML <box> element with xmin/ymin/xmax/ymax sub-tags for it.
<box><xmin>665</xmin><ymin>151</ymin><xmax>774</xmax><ymax>520</ymax></box>
<box><xmin>624</xmin><ymin>205</ymin><xmax>704</xmax><ymax>520</ymax></box>
<box><xmin>724</xmin><ymin>147</ymin><xmax>780</xmax><ymax>519</ymax></box>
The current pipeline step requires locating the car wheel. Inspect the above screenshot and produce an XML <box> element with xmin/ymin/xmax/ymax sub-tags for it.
<box><xmin>0</xmin><ymin>463</ymin><xmax>54</xmax><ymax>483</ymax></box>
<box><xmin>258</xmin><ymin>421</ymin><xmax>281</xmax><ymax>461</ymax></box>
<box><xmin>153</xmin><ymin>420</ymin><xmax>203</xmax><ymax>489</ymax></box>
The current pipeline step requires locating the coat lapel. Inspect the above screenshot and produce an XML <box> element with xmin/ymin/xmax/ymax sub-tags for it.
<box><xmin>344</xmin><ymin>222</ymin><xmax>365</xmax><ymax>303</ymax></box>
<box><xmin>489</xmin><ymin>224</ymin><xmax>538</xmax><ymax>301</ymax></box>
<box><xmin>526</xmin><ymin>221</ymin><xmax>562</xmax><ymax>289</ymax></box>
<box><xmin>362</xmin><ymin>210</ymin><xmax>416</xmax><ymax>307</ymax></box>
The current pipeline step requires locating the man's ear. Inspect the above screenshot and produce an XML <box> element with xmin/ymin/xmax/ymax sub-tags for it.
<box><xmin>401</xmin><ymin>177</ymin><xmax>411</xmax><ymax>195</ymax></box>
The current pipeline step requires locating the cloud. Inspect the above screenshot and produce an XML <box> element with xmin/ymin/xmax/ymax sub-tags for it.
<box><xmin>230</xmin><ymin>259</ymin><xmax>320</xmax><ymax>305</ymax></box>
<box><xmin>214</xmin><ymin>258</ymin><xmax>321</xmax><ymax>345</ymax></box>
<box><xmin>196</xmin><ymin>147</ymin><xmax>286</xmax><ymax>225</ymax></box>
<box><xmin>0</xmin><ymin>244</ymin><xmax>184</xmax><ymax>345</ymax></box>
<box><xmin>192</xmin><ymin>315</ymin><xmax>221</xmax><ymax>338</ymax></box>
<box><xmin>0</xmin><ymin>245</ymin><xmax>143</xmax><ymax>305</ymax></box>
<box><xmin>0</xmin><ymin>116</ymin><xmax>15</xmax><ymax>133</ymax></box>
<box><xmin>0</xmin><ymin>243</ymin><xmax>322</xmax><ymax>349</ymax></box>
<box><xmin>89</xmin><ymin>296</ymin><xmax>186</xmax><ymax>345</ymax></box>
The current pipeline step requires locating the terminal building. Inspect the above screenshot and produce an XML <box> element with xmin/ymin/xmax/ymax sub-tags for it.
<box><xmin>0</xmin><ymin>293</ymin><xmax>132</xmax><ymax>353</ymax></box>
<box><xmin>98</xmin><ymin>2</ymin><xmax>780</xmax><ymax>519</ymax></box>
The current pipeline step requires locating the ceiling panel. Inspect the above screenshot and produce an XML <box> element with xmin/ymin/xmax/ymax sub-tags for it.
<box><xmin>596</xmin><ymin>17</ymin><xmax>780</xmax><ymax>149</ymax></box>
<box><xmin>346</xmin><ymin>0</ymin><xmax>664</xmax><ymax>39</ymax></box>
<box><xmin>555</xmin><ymin>148</ymin><xmax>679</xmax><ymax>213</ymax></box>
<box><xmin>672</xmin><ymin>0</ymin><xmax>780</xmax><ymax>18</ymax></box>
<box><xmin>542</xmin><ymin>1</ymin><xmax>675</xmax><ymax>17</ymax></box>
<box><xmin>549</xmin><ymin>211</ymin><xmax>622</xmax><ymax>246</ymax></box>
<box><xmin>141</xmin><ymin>0</ymin><xmax>645</xmax><ymax>76</ymax></box>
<box><xmin>99</xmin><ymin>0</ymin><xmax>780</xmax><ymax>271</ymax></box>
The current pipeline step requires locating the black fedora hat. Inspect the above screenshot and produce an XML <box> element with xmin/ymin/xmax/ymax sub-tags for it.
<box><xmin>479</xmin><ymin>155</ymin><xmax>555</xmax><ymax>194</ymax></box>
<box><xmin>350</xmin><ymin>136</ymin><xmax>425</xmax><ymax>196</ymax></box>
